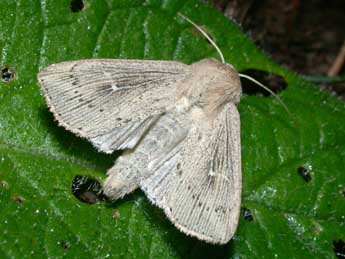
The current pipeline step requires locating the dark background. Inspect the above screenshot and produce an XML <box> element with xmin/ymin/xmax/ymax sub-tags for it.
<box><xmin>209</xmin><ymin>0</ymin><xmax>345</xmax><ymax>98</ymax></box>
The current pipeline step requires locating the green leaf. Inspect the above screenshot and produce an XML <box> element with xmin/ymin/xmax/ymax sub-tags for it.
<box><xmin>1</xmin><ymin>0</ymin><xmax>344</xmax><ymax>258</ymax></box>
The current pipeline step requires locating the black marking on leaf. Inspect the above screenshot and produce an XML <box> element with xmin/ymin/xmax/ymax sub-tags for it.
<box><xmin>242</xmin><ymin>207</ymin><xmax>254</xmax><ymax>222</ymax></box>
<box><xmin>333</xmin><ymin>239</ymin><xmax>345</xmax><ymax>259</ymax></box>
<box><xmin>1</xmin><ymin>67</ymin><xmax>16</xmax><ymax>82</ymax></box>
<box><xmin>71</xmin><ymin>175</ymin><xmax>106</xmax><ymax>204</ymax></box>
<box><xmin>59</xmin><ymin>240</ymin><xmax>71</xmax><ymax>250</ymax></box>
<box><xmin>297</xmin><ymin>166</ymin><xmax>312</xmax><ymax>182</ymax></box>
<box><xmin>240</xmin><ymin>69</ymin><xmax>287</xmax><ymax>96</ymax></box>
<box><xmin>70</xmin><ymin>0</ymin><xmax>84</xmax><ymax>12</ymax></box>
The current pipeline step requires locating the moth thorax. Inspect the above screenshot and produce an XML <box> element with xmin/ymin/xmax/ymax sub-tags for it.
<box><xmin>188</xmin><ymin>59</ymin><xmax>242</xmax><ymax>113</ymax></box>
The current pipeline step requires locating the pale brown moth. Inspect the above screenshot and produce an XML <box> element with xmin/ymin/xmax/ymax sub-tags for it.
<box><xmin>37</xmin><ymin>13</ymin><xmax>286</xmax><ymax>244</ymax></box>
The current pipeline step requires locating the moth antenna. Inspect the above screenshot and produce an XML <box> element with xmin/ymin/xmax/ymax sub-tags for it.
<box><xmin>239</xmin><ymin>73</ymin><xmax>293</xmax><ymax>117</ymax></box>
<box><xmin>178</xmin><ymin>13</ymin><xmax>292</xmax><ymax>118</ymax></box>
<box><xmin>177</xmin><ymin>13</ymin><xmax>226</xmax><ymax>64</ymax></box>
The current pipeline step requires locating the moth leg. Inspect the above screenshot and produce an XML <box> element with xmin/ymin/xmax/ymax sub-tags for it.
<box><xmin>103</xmin><ymin>153</ymin><xmax>143</xmax><ymax>200</ymax></box>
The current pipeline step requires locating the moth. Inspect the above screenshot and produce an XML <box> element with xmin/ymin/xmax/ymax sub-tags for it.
<box><xmin>38</xmin><ymin>14</ymin><xmax>281</xmax><ymax>244</ymax></box>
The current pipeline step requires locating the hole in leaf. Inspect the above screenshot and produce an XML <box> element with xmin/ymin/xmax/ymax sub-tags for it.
<box><xmin>297</xmin><ymin>166</ymin><xmax>312</xmax><ymax>183</ymax></box>
<box><xmin>240</xmin><ymin>69</ymin><xmax>287</xmax><ymax>96</ymax></box>
<box><xmin>1</xmin><ymin>67</ymin><xmax>16</xmax><ymax>82</ymax></box>
<box><xmin>333</xmin><ymin>239</ymin><xmax>345</xmax><ymax>259</ymax></box>
<box><xmin>71</xmin><ymin>175</ymin><xmax>106</xmax><ymax>204</ymax></box>
<box><xmin>70</xmin><ymin>0</ymin><xmax>84</xmax><ymax>12</ymax></box>
<box><xmin>242</xmin><ymin>207</ymin><xmax>253</xmax><ymax>222</ymax></box>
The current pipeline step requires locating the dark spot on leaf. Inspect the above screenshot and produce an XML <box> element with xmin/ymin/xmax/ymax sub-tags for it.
<box><xmin>88</xmin><ymin>104</ymin><xmax>94</xmax><ymax>108</ymax></box>
<box><xmin>59</xmin><ymin>240</ymin><xmax>71</xmax><ymax>250</ymax></box>
<box><xmin>240</xmin><ymin>69</ymin><xmax>287</xmax><ymax>96</ymax></box>
<box><xmin>69</xmin><ymin>75</ymin><xmax>74</xmax><ymax>78</ymax></box>
<box><xmin>177</xmin><ymin>170</ymin><xmax>183</xmax><ymax>176</ymax></box>
<box><xmin>206</xmin><ymin>206</ymin><xmax>210</xmax><ymax>211</ymax></box>
<box><xmin>187</xmin><ymin>185</ymin><xmax>191</xmax><ymax>190</ymax></box>
<box><xmin>78</xmin><ymin>127</ymin><xmax>83</xmax><ymax>130</ymax></box>
<box><xmin>333</xmin><ymin>239</ymin><xmax>345</xmax><ymax>259</ymax></box>
<box><xmin>11</xmin><ymin>195</ymin><xmax>25</xmax><ymax>204</ymax></box>
<box><xmin>198</xmin><ymin>134</ymin><xmax>202</xmax><ymax>140</ymax></box>
<box><xmin>112</xmin><ymin>209</ymin><xmax>120</xmax><ymax>219</ymax></box>
<box><xmin>72</xmin><ymin>81</ymin><xmax>78</xmax><ymax>86</ymax></box>
<box><xmin>242</xmin><ymin>207</ymin><xmax>254</xmax><ymax>222</ymax></box>
<box><xmin>192</xmin><ymin>194</ymin><xmax>195</xmax><ymax>199</ymax></box>
<box><xmin>1</xmin><ymin>67</ymin><xmax>16</xmax><ymax>82</ymax></box>
<box><xmin>116</xmin><ymin>118</ymin><xmax>122</xmax><ymax>121</ymax></box>
<box><xmin>198</xmin><ymin>201</ymin><xmax>202</xmax><ymax>207</ymax></box>
<box><xmin>71</xmin><ymin>175</ymin><xmax>106</xmax><ymax>204</ymax></box>
<box><xmin>70</xmin><ymin>0</ymin><xmax>84</xmax><ymax>12</ymax></box>
<box><xmin>78</xmin><ymin>98</ymin><xmax>83</xmax><ymax>102</ymax></box>
<box><xmin>297</xmin><ymin>166</ymin><xmax>312</xmax><ymax>182</ymax></box>
<box><xmin>99</xmin><ymin>108</ymin><xmax>104</xmax><ymax>112</ymax></box>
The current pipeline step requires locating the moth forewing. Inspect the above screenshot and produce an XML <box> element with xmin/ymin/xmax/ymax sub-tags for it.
<box><xmin>37</xmin><ymin>59</ymin><xmax>191</xmax><ymax>153</ymax></box>
<box><xmin>139</xmin><ymin>102</ymin><xmax>242</xmax><ymax>244</ymax></box>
